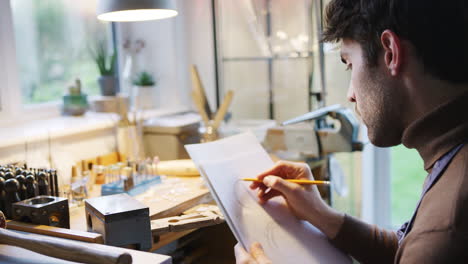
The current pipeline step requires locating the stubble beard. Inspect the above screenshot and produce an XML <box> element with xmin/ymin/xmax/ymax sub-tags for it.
<box><xmin>360</xmin><ymin>69</ymin><xmax>403</xmax><ymax>147</ymax></box>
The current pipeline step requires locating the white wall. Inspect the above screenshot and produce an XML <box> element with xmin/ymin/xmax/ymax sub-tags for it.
<box><xmin>116</xmin><ymin>0</ymin><xmax>218</xmax><ymax>112</ymax></box>
<box><xmin>183</xmin><ymin>0</ymin><xmax>218</xmax><ymax>111</ymax></box>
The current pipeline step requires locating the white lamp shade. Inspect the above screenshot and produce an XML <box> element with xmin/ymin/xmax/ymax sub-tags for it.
<box><xmin>97</xmin><ymin>0</ymin><xmax>178</xmax><ymax>22</ymax></box>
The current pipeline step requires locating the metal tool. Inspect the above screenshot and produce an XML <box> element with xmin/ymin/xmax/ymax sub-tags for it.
<box><xmin>263</xmin><ymin>105</ymin><xmax>364</xmax><ymax>204</ymax></box>
<box><xmin>12</xmin><ymin>195</ymin><xmax>70</xmax><ymax>228</ymax></box>
<box><xmin>0</xmin><ymin>165</ymin><xmax>61</xmax><ymax>213</ymax></box>
<box><xmin>4</xmin><ymin>179</ymin><xmax>21</xmax><ymax>218</ymax></box>
<box><xmin>264</xmin><ymin>105</ymin><xmax>363</xmax><ymax>159</ymax></box>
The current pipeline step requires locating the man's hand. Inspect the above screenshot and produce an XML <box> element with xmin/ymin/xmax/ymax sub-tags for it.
<box><xmin>250</xmin><ymin>160</ymin><xmax>344</xmax><ymax>239</ymax></box>
<box><xmin>250</xmin><ymin>160</ymin><xmax>324</xmax><ymax>221</ymax></box>
<box><xmin>235</xmin><ymin>243</ymin><xmax>272</xmax><ymax>264</ymax></box>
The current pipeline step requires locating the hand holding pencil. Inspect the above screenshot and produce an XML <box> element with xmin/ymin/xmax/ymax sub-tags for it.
<box><xmin>248</xmin><ymin>160</ymin><xmax>330</xmax><ymax>223</ymax></box>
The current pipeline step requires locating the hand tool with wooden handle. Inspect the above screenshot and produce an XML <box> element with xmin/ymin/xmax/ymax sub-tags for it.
<box><xmin>191</xmin><ymin>90</ymin><xmax>211</xmax><ymax>127</ymax></box>
<box><xmin>212</xmin><ymin>90</ymin><xmax>234</xmax><ymax>130</ymax></box>
<box><xmin>190</xmin><ymin>65</ymin><xmax>213</xmax><ymax>119</ymax></box>
<box><xmin>0</xmin><ymin>211</ymin><xmax>132</xmax><ymax>264</ymax></box>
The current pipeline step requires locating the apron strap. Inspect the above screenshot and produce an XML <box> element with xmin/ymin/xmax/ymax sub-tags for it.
<box><xmin>397</xmin><ymin>144</ymin><xmax>465</xmax><ymax>244</ymax></box>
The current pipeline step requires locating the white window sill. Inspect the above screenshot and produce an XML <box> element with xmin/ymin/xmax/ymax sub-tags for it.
<box><xmin>0</xmin><ymin>108</ymin><xmax>190</xmax><ymax>150</ymax></box>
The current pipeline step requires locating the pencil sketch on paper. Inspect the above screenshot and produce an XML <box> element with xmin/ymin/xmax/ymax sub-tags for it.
<box><xmin>233</xmin><ymin>179</ymin><xmax>256</xmax><ymax>209</ymax></box>
<box><xmin>264</xmin><ymin>220</ymin><xmax>280</xmax><ymax>250</ymax></box>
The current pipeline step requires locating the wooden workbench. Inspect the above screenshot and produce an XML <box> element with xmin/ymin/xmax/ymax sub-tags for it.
<box><xmin>1</xmin><ymin>176</ymin><xmax>213</xmax><ymax>263</ymax></box>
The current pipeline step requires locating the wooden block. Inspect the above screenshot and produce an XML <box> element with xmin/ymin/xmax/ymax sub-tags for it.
<box><xmin>151</xmin><ymin>229</ymin><xmax>197</xmax><ymax>251</ymax></box>
<box><xmin>156</xmin><ymin>160</ymin><xmax>200</xmax><ymax>177</ymax></box>
<box><xmin>118</xmin><ymin>153</ymin><xmax>127</xmax><ymax>163</ymax></box>
<box><xmin>97</xmin><ymin>152</ymin><xmax>120</xmax><ymax>166</ymax></box>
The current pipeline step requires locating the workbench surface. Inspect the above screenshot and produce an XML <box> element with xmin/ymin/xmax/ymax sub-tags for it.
<box><xmin>71</xmin><ymin>176</ymin><xmax>210</xmax><ymax>228</ymax></box>
<box><xmin>70</xmin><ymin>176</ymin><xmax>212</xmax><ymax>250</ymax></box>
<box><xmin>0</xmin><ymin>177</ymin><xmax>212</xmax><ymax>264</ymax></box>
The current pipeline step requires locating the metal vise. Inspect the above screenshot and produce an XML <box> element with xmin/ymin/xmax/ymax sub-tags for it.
<box><xmin>263</xmin><ymin>104</ymin><xmax>363</xmax><ymax>160</ymax></box>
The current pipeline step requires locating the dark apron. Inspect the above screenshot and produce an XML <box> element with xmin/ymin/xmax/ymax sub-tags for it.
<box><xmin>396</xmin><ymin>144</ymin><xmax>465</xmax><ymax>244</ymax></box>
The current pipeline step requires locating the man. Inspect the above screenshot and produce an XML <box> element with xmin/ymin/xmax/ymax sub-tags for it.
<box><xmin>235</xmin><ymin>0</ymin><xmax>468</xmax><ymax>263</ymax></box>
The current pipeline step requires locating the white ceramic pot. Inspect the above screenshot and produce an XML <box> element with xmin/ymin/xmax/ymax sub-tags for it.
<box><xmin>133</xmin><ymin>85</ymin><xmax>155</xmax><ymax>110</ymax></box>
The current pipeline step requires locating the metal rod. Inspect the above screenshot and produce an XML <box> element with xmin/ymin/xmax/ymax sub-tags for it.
<box><xmin>48</xmin><ymin>170</ymin><xmax>55</xmax><ymax>197</ymax></box>
<box><xmin>266</xmin><ymin>0</ymin><xmax>274</xmax><ymax>120</ymax></box>
<box><xmin>313</xmin><ymin>0</ymin><xmax>326</xmax><ymax>107</ymax></box>
<box><xmin>211</xmin><ymin>0</ymin><xmax>221</xmax><ymax>109</ymax></box>
<box><xmin>53</xmin><ymin>170</ymin><xmax>59</xmax><ymax>197</ymax></box>
<box><xmin>111</xmin><ymin>22</ymin><xmax>120</xmax><ymax>93</ymax></box>
<box><xmin>282</xmin><ymin>104</ymin><xmax>341</xmax><ymax>126</ymax></box>
<box><xmin>223</xmin><ymin>53</ymin><xmax>314</xmax><ymax>62</ymax></box>
<box><xmin>307</xmin><ymin>1</ymin><xmax>315</xmax><ymax>111</ymax></box>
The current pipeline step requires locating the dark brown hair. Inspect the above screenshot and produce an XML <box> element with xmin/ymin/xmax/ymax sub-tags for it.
<box><xmin>323</xmin><ymin>0</ymin><xmax>468</xmax><ymax>84</ymax></box>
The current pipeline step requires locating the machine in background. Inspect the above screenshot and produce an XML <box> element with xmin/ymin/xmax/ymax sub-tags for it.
<box><xmin>263</xmin><ymin>105</ymin><xmax>363</xmax><ymax>204</ymax></box>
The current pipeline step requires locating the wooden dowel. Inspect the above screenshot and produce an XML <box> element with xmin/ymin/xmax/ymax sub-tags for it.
<box><xmin>0</xmin><ymin>228</ymin><xmax>132</xmax><ymax>264</ymax></box>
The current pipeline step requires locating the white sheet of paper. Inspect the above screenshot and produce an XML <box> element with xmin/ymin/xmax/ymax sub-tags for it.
<box><xmin>186</xmin><ymin>132</ymin><xmax>351</xmax><ymax>263</ymax></box>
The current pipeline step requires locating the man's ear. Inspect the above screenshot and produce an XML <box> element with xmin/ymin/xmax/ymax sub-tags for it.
<box><xmin>380</xmin><ymin>30</ymin><xmax>402</xmax><ymax>76</ymax></box>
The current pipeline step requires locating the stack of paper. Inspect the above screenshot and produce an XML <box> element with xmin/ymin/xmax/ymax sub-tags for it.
<box><xmin>186</xmin><ymin>132</ymin><xmax>351</xmax><ymax>263</ymax></box>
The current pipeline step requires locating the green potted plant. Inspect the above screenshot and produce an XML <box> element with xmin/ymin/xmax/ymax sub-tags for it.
<box><xmin>62</xmin><ymin>78</ymin><xmax>89</xmax><ymax>116</ymax></box>
<box><xmin>132</xmin><ymin>71</ymin><xmax>157</xmax><ymax>110</ymax></box>
<box><xmin>90</xmin><ymin>41</ymin><xmax>118</xmax><ymax>96</ymax></box>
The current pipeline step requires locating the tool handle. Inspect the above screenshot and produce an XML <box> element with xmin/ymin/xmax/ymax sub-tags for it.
<box><xmin>191</xmin><ymin>90</ymin><xmax>211</xmax><ymax>127</ymax></box>
<box><xmin>0</xmin><ymin>228</ymin><xmax>132</xmax><ymax>264</ymax></box>
<box><xmin>190</xmin><ymin>65</ymin><xmax>212</xmax><ymax>118</ymax></box>
<box><xmin>212</xmin><ymin>90</ymin><xmax>234</xmax><ymax>130</ymax></box>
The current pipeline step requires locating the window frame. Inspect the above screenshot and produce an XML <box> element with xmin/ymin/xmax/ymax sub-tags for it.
<box><xmin>0</xmin><ymin>0</ymin><xmax>21</xmax><ymax>121</ymax></box>
<box><xmin>0</xmin><ymin>0</ymin><xmax>112</xmax><ymax>124</ymax></box>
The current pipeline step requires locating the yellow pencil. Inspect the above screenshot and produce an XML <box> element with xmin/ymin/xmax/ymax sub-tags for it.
<box><xmin>242</xmin><ymin>178</ymin><xmax>330</xmax><ymax>185</ymax></box>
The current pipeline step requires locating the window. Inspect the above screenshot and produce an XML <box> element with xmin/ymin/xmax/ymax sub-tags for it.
<box><xmin>10</xmin><ymin>0</ymin><xmax>110</xmax><ymax>105</ymax></box>
<box><xmin>215</xmin><ymin>0</ymin><xmax>323</xmax><ymax>122</ymax></box>
<box><xmin>391</xmin><ymin>145</ymin><xmax>426</xmax><ymax>226</ymax></box>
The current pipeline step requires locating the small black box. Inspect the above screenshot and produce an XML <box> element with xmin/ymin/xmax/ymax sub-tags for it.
<box><xmin>12</xmin><ymin>196</ymin><xmax>69</xmax><ymax>228</ymax></box>
<box><xmin>85</xmin><ymin>193</ymin><xmax>152</xmax><ymax>251</ymax></box>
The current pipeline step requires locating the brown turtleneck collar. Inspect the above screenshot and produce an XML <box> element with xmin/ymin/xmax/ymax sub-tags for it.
<box><xmin>401</xmin><ymin>91</ymin><xmax>468</xmax><ymax>171</ymax></box>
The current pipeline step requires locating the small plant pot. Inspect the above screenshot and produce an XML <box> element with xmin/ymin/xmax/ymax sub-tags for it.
<box><xmin>62</xmin><ymin>94</ymin><xmax>89</xmax><ymax>116</ymax></box>
<box><xmin>133</xmin><ymin>85</ymin><xmax>156</xmax><ymax>110</ymax></box>
<box><xmin>98</xmin><ymin>76</ymin><xmax>118</xmax><ymax>96</ymax></box>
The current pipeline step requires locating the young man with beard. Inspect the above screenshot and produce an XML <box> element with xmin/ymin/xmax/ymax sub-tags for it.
<box><xmin>235</xmin><ymin>0</ymin><xmax>468</xmax><ymax>263</ymax></box>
